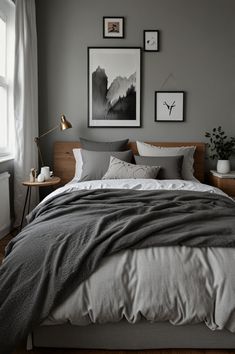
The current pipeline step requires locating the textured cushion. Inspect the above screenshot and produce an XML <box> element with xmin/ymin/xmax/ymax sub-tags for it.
<box><xmin>102</xmin><ymin>156</ymin><xmax>160</xmax><ymax>180</ymax></box>
<box><xmin>79</xmin><ymin>137</ymin><xmax>129</xmax><ymax>151</ymax></box>
<box><xmin>134</xmin><ymin>155</ymin><xmax>184</xmax><ymax>180</ymax></box>
<box><xmin>136</xmin><ymin>141</ymin><xmax>196</xmax><ymax>180</ymax></box>
<box><xmin>79</xmin><ymin>149</ymin><xmax>133</xmax><ymax>181</ymax></box>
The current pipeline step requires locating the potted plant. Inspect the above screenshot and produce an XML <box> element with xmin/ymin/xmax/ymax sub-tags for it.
<box><xmin>205</xmin><ymin>126</ymin><xmax>235</xmax><ymax>173</ymax></box>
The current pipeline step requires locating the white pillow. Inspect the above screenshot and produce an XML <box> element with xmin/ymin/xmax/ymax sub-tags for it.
<box><xmin>136</xmin><ymin>141</ymin><xmax>196</xmax><ymax>180</ymax></box>
<box><xmin>73</xmin><ymin>148</ymin><xmax>83</xmax><ymax>180</ymax></box>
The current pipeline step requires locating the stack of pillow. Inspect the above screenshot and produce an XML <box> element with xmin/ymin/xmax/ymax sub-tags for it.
<box><xmin>73</xmin><ymin>138</ymin><xmax>196</xmax><ymax>182</ymax></box>
<box><xmin>135</xmin><ymin>141</ymin><xmax>196</xmax><ymax>180</ymax></box>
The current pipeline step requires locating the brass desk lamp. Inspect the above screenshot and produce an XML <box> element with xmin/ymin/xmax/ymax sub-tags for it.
<box><xmin>34</xmin><ymin>114</ymin><xmax>72</xmax><ymax>166</ymax></box>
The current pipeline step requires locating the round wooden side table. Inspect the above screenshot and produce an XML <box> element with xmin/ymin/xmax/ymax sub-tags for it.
<box><xmin>20</xmin><ymin>176</ymin><xmax>61</xmax><ymax>231</ymax></box>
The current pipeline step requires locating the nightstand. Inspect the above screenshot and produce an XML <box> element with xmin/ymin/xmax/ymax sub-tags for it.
<box><xmin>20</xmin><ymin>176</ymin><xmax>61</xmax><ymax>231</ymax></box>
<box><xmin>209</xmin><ymin>171</ymin><xmax>235</xmax><ymax>198</ymax></box>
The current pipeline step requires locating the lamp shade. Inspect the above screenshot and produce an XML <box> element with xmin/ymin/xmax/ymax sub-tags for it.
<box><xmin>60</xmin><ymin>115</ymin><xmax>72</xmax><ymax>130</ymax></box>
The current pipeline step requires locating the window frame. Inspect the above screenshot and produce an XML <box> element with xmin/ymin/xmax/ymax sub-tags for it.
<box><xmin>0</xmin><ymin>0</ymin><xmax>15</xmax><ymax>160</ymax></box>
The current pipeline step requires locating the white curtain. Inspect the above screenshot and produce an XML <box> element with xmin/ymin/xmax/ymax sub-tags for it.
<box><xmin>14</xmin><ymin>0</ymin><xmax>38</xmax><ymax>227</ymax></box>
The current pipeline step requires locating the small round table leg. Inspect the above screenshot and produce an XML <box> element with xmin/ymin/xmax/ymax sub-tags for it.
<box><xmin>28</xmin><ymin>186</ymin><xmax>32</xmax><ymax>214</ymax></box>
<box><xmin>20</xmin><ymin>186</ymin><xmax>30</xmax><ymax>231</ymax></box>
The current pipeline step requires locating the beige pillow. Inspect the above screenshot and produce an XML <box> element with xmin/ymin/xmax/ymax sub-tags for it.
<box><xmin>102</xmin><ymin>156</ymin><xmax>160</xmax><ymax>180</ymax></box>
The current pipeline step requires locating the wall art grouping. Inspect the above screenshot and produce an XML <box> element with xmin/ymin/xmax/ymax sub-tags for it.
<box><xmin>88</xmin><ymin>47</ymin><xmax>141</xmax><ymax>127</ymax></box>
<box><xmin>87</xmin><ymin>18</ymin><xmax>184</xmax><ymax>127</ymax></box>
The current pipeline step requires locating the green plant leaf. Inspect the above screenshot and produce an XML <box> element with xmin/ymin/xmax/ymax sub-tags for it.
<box><xmin>204</xmin><ymin>126</ymin><xmax>235</xmax><ymax>161</ymax></box>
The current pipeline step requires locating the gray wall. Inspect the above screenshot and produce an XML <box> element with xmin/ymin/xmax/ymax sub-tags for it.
<box><xmin>36</xmin><ymin>0</ymin><xmax>235</xmax><ymax>169</ymax></box>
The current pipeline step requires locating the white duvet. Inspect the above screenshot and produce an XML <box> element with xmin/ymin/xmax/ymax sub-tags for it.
<box><xmin>43</xmin><ymin>177</ymin><xmax>226</xmax><ymax>202</ymax></box>
<box><xmin>42</xmin><ymin>179</ymin><xmax>235</xmax><ymax>332</ymax></box>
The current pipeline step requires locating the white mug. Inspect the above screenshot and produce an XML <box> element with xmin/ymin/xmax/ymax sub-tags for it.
<box><xmin>41</xmin><ymin>166</ymin><xmax>50</xmax><ymax>180</ymax></box>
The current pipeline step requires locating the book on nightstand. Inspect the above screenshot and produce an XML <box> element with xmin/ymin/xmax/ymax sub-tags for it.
<box><xmin>211</xmin><ymin>170</ymin><xmax>235</xmax><ymax>179</ymax></box>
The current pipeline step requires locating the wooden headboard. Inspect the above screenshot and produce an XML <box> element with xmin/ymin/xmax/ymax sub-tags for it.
<box><xmin>54</xmin><ymin>141</ymin><xmax>205</xmax><ymax>185</ymax></box>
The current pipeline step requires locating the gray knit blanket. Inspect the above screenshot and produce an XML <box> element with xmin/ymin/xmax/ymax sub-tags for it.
<box><xmin>0</xmin><ymin>189</ymin><xmax>235</xmax><ymax>353</ymax></box>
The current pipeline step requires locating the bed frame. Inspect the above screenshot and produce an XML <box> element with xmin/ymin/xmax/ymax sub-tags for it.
<box><xmin>31</xmin><ymin>321</ymin><xmax>235</xmax><ymax>349</ymax></box>
<box><xmin>29</xmin><ymin>140</ymin><xmax>235</xmax><ymax>350</ymax></box>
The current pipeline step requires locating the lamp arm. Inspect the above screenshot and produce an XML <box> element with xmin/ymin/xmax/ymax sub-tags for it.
<box><xmin>34</xmin><ymin>137</ymin><xmax>45</xmax><ymax>167</ymax></box>
<box><xmin>37</xmin><ymin>124</ymin><xmax>60</xmax><ymax>139</ymax></box>
<box><xmin>34</xmin><ymin>125</ymin><xmax>59</xmax><ymax>166</ymax></box>
<box><xmin>34</xmin><ymin>116</ymin><xmax>71</xmax><ymax>168</ymax></box>
<box><xmin>34</xmin><ymin>125</ymin><xmax>59</xmax><ymax>167</ymax></box>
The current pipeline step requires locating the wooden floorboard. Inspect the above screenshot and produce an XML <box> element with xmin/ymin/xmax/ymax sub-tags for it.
<box><xmin>1</xmin><ymin>234</ymin><xmax>235</xmax><ymax>354</ymax></box>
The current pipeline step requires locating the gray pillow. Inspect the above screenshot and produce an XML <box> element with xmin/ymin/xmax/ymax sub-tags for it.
<box><xmin>79</xmin><ymin>137</ymin><xmax>129</xmax><ymax>151</ymax></box>
<box><xmin>134</xmin><ymin>155</ymin><xmax>184</xmax><ymax>179</ymax></box>
<box><xmin>136</xmin><ymin>141</ymin><xmax>195</xmax><ymax>180</ymax></box>
<box><xmin>102</xmin><ymin>156</ymin><xmax>160</xmax><ymax>180</ymax></box>
<box><xmin>79</xmin><ymin>149</ymin><xmax>133</xmax><ymax>181</ymax></box>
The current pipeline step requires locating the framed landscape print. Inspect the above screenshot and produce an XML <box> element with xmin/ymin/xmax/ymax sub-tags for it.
<box><xmin>88</xmin><ymin>47</ymin><xmax>141</xmax><ymax>127</ymax></box>
<box><xmin>144</xmin><ymin>30</ymin><xmax>159</xmax><ymax>52</ymax></box>
<box><xmin>103</xmin><ymin>17</ymin><xmax>124</xmax><ymax>38</ymax></box>
<box><xmin>155</xmin><ymin>91</ymin><xmax>185</xmax><ymax>122</ymax></box>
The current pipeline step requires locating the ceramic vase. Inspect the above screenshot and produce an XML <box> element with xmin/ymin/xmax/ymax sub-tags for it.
<box><xmin>216</xmin><ymin>160</ymin><xmax>230</xmax><ymax>174</ymax></box>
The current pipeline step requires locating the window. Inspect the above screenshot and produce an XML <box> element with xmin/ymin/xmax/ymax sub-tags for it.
<box><xmin>0</xmin><ymin>16</ymin><xmax>6</xmax><ymax>77</ymax></box>
<box><xmin>0</xmin><ymin>0</ymin><xmax>15</xmax><ymax>160</ymax></box>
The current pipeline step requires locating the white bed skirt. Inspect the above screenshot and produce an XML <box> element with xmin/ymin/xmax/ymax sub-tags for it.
<box><xmin>30</xmin><ymin>321</ymin><xmax>235</xmax><ymax>350</ymax></box>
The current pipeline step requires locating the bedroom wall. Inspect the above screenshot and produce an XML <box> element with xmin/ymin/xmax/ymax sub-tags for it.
<box><xmin>36</xmin><ymin>0</ymin><xmax>235</xmax><ymax>170</ymax></box>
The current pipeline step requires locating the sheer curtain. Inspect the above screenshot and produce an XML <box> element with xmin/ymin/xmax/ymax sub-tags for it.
<box><xmin>14</xmin><ymin>0</ymin><xmax>38</xmax><ymax>227</ymax></box>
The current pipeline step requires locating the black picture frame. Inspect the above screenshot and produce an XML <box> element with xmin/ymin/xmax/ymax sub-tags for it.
<box><xmin>155</xmin><ymin>91</ymin><xmax>185</xmax><ymax>122</ymax></box>
<box><xmin>88</xmin><ymin>47</ymin><xmax>142</xmax><ymax>128</ymax></box>
<box><xmin>144</xmin><ymin>30</ymin><xmax>159</xmax><ymax>52</ymax></box>
<box><xmin>103</xmin><ymin>17</ymin><xmax>125</xmax><ymax>38</ymax></box>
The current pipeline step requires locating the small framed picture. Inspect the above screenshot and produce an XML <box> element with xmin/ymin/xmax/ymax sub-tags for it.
<box><xmin>144</xmin><ymin>30</ymin><xmax>159</xmax><ymax>52</ymax></box>
<box><xmin>103</xmin><ymin>17</ymin><xmax>124</xmax><ymax>38</ymax></box>
<box><xmin>155</xmin><ymin>91</ymin><xmax>185</xmax><ymax>122</ymax></box>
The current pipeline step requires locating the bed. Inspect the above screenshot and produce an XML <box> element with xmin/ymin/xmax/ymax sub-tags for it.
<box><xmin>1</xmin><ymin>141</ymin><xmax>235</xmax><ymax>353</ymax></box>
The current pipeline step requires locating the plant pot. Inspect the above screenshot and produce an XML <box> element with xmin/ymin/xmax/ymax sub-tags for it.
<box><xmin>216</xmin><ymin>160</ymin><xmax>230</xmax><ymax>174</ymax></box>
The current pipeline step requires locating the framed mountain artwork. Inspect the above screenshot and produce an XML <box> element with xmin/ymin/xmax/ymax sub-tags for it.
<box><xmin>88</xmin><ymin>47</ymin><xmax>141</xmax><ymax>127</ymax></box>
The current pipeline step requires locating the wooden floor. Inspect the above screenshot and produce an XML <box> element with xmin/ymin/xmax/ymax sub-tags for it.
<box><xmin>0</xmin><ymin>232</ymin><xmax>12</xmax><ymax>263</ymax></box>
<box><xmin>1</xmin><ymin>234</ymin><xmax>235</xmax><ymax>354</ymax></box>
